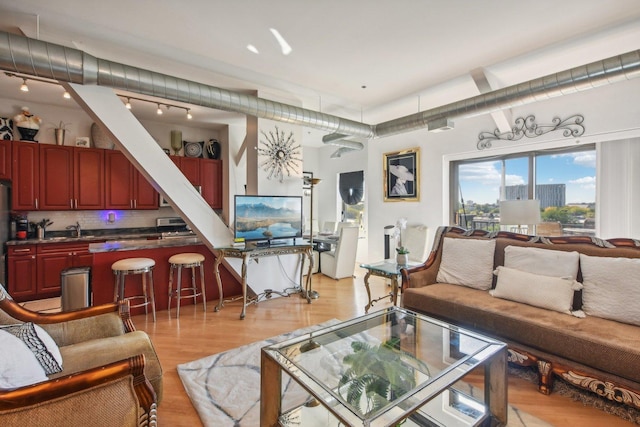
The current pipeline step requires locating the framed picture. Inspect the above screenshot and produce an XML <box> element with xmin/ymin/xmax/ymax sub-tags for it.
<box><xmin>383</xmin><ymin>147</ymin><xmax>420</xmax><ymax>202</ymax></box>
<box><xmin>75</xmin><ymin>137</ymin><xmax>90</xmax><ymax>147</ymax></box>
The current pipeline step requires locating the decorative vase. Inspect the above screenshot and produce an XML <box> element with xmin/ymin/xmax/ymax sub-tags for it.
<box><xmin>206</xmin><ymin>138</ymin><xmax>221</xmax><ymax>159</ymax></box>
<box><xmin>91</xmin><ymin>123</ymin><xmax>115</xmax><ymax>149</ymax></box>
<box><xmin>170</xmin><ymin>130</ymin><xmax>183</xmax><ymax>155</ymax></box>
<box><xmin>396</xmin><ymin>253</ymin><xmax>409</xmax><ymax>265</ymax></box>
<box><xmin>54</xmin><ymin>128</ymin><xmax>66</xmax><ymax>145</ymax></box>
<box><xmin>17</xmin><ymin>126</ymin><xmax>39</xmax><ymax>142</ymax></box>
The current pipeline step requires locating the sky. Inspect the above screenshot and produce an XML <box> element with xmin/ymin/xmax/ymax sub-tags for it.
<box><xmin>459</xmin><ymin>150</ymin><xmax>596</xmax><ymax>205</ymax></box>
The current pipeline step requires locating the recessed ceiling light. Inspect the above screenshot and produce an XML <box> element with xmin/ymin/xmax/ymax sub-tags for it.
<box><xmin>247</xmin><ymin>44</ymin><xmax>259</xmax><ymax>54</ymax></box>
<box><xmin>269</xmin><ymin>28</ymin><xmax>292</xmax><ymax>55</ymax></box>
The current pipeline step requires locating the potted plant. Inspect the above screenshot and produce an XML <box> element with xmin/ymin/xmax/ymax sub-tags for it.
<box><xmin>396</xmin><ymin>246</ymin><xmax>410</xmax><ymax>265</ymax></box>
<box><xmin>338</xmin><ymin>340</ymin><xmax>427</xmax><ymax>418</ymax></box>
<box><xmin>52</xmin><ymin>121</ymin><xmax>70</xmax><ymax>145</ymax></box>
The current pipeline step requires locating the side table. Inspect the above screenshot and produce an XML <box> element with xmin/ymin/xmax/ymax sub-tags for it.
<box><xmin>360</xmin><ymin>260</ymin><xmax>421</xmax><ymax>313</ymax></box>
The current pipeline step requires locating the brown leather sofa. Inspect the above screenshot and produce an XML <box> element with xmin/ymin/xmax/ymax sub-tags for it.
<box><xmin>0</xmin><ymin>285</ymin><xmax>162</xmax><ymax>426</ymax></box>
<box><xmin>401</xmin><ymin>226</ymin><xmax>640</xmax><ymax>410</ymax></box>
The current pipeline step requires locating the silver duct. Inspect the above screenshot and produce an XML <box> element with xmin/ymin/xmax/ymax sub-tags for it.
<box><xmin>375</xmin><ymin>50</ymin><xmax>640</xmax><ymax>137</ymax></box>
<box><xmin>0</xmin><ymin>31</ymin><xmax>374</xmax><ymax>140</ymax></box>
<box><xmin>1</xmin><ymin>30</ymin><xmax>640</xmax><ymax>147</ymax></box>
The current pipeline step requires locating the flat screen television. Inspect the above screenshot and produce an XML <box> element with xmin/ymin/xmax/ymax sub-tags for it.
<box><xmin>234</xmin><ymin>195</ymin><xmax>303</xmax><ymax>244</ymax></box>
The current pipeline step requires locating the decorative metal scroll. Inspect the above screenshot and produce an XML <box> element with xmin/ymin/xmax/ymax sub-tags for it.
<box><xmin>477</xmin><ymin>114</ymin><xmax>585</xmax><ymax>150</ymax></box>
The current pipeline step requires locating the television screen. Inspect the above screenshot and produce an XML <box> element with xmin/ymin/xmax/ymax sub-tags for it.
<box><xmin>234</xmin><ymin>195</ymin><xmax>303</xmax><ymax>242</ymax></box>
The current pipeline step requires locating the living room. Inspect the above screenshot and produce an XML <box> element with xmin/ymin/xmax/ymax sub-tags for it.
<box><xmin>1</xmin><ymin>1</ymin><xmax>640</xmax><ymax>426</ymax></box>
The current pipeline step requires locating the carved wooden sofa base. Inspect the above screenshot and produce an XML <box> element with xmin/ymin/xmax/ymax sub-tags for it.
<box><xmin>508</xmin><ymin>347</ymin><xmax>640</xmax><ymax>410</ymax></box>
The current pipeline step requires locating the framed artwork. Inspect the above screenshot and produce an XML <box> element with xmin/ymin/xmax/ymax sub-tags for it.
<box><xmin>383</xmin><ymin>147</ymin><xmax>420</xmax><ymax>202</ymax></box>
<box><xmin>75</xmin><ymin>137</ymin><xmax>90</xmax><ymax>147</ymax></box>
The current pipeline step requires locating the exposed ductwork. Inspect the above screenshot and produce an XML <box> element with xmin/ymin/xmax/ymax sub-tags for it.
<box><xmin>1</xmin><ymin>30</ymin><xmax>640</xmax><ymax>155</ymax></box>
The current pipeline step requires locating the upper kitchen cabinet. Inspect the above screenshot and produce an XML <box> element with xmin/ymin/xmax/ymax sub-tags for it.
<box><xmin>0</xmin><ymin>139</ymin><xmax>11</xmax><ymax>180</ymax></box>
<box><xmin>200</xmin><ymin>158</ymin><xmax>222</xmax><ymax>209</ymax></box>
<box><xmin>171</xmin><ymin>155</ymin><xmax>201</xmax><ymax>185</ymax></box>
<box><xmin>12</xmin><ymin>141</ymin><xmax>39</xmax><ymax>210</ymax></box>
<box><xmin>105</xmin><ymin>150</ymin><xmax>157</xmax><ymax>210</ymax></box>
<box><xmin>39</xmin><ymin>145</ymin><xmax>105</xmax><ymax>210</ymax></box>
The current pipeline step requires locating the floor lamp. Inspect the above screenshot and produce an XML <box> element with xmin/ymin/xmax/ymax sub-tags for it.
<box><xmin>304</xmin><ymin>176</ymin><xmax>322</xmax><ymax>299</ymax></box>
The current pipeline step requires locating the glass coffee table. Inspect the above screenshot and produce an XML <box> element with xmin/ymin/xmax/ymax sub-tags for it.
<box><xmin>261</xmin><ymin>307</ymin><xmax>507</xmax><ymax>426</ymax></box>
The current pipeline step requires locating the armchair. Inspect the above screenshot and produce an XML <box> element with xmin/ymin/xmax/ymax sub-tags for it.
<box><xmin>0</xmin><ymin>284</ymin><xmax>162</xmax><ymax>425</ymax></box>
<box><xmin>320</xmin><ymin>225</ymin><xmax>359</xmax><ymax>279</ymax></box>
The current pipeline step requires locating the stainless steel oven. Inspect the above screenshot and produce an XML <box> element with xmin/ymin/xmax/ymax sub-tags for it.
<box><xmin>159</xmin><ymin>185</ymin><xmax>201</xmax><ymax>207</ymax></box>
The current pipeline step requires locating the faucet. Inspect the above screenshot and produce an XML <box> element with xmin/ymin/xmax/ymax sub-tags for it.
<box><xmin>66</xmin><ymin>221</ymin><xmax>81</xmax><ymax>238</ymax></box>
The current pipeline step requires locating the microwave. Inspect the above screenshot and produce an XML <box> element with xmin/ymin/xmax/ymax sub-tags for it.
<box><xmin>159</xmin><ymin>184</ymin><xmax>202</xmax><ymax>207</ymax></box>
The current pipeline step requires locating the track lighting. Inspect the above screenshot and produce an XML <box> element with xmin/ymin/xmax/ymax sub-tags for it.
<box><xmin>62</xmin><ymin>90</ymin><xmax>71</xmax><ymax>99</ymax></box>
<box><xmin>125</xmin><ymin>98</ymin><xmax>132</xmax><ymax>109</ymax></box>
<box><xmin>20</xmin><ymin>78</ymin><xmax>29</xmax><ymax>92</ymax></box>
<box><xmin>156</xmin><ymin>104</ymin><xmax>163</xmax><ymax>115</ymax></box>
<box><xmin>186</xmin><ymin>109</ymin><xmax>192</xmax><ymax>120</ymax></box>
<box><xmin>117</xmin><ymin>95</ymin><xmax>193</xmax><ymax>120</ymax></box>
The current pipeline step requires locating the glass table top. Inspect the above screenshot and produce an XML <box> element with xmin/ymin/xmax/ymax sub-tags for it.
<box><xmin>263</xmin><ymin>307</ymin><xmax>506</xmax><ymax>426</ymax></box>
<box><xmin>360</xmin><ymin>260</ymin><xmax>422</xmax><ymax>275</ymax></box>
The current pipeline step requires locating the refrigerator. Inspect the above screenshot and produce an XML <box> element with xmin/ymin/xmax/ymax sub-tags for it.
<box><xmin>0</xmin><ymin>182</ymin><xmax>10</xmax><ymax>286</ymax></box>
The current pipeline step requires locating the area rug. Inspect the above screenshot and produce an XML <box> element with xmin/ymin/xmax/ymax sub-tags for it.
<box><xmin>177</xmin><ymin>320</ymin><xmax>551</xmax><ymax>427</ymax></box>
<box><xmin>509</xmin><ymin>365</ymin><xmax>640</xmax><ymax>425</ymax></box>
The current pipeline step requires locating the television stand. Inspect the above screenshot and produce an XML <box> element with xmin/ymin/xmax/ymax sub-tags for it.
<box><xmin>213</xmin><ymin>242</ymin><xmax>315</xmax><ymax>319</ymax></box>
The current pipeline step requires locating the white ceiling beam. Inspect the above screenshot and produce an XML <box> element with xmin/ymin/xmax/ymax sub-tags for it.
<box><xmin>470</xmin><ymin>67</ymin><xmax>512</xmax><ymax>134</ymax></box>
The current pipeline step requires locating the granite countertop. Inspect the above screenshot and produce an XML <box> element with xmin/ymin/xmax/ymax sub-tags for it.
<box><xmin>89</xmin><ymin>236</ymin><xmax>202</xmax><ymax>253</ymax></box>
<box><xmin>6</xmin><ymin>227</ymin><xmax>161</xmax><ymax>246</ymax></box>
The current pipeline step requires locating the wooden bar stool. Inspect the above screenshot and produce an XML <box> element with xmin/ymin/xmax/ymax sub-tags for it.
<box><xmin>112</xmin><ymin>257</ymin><xmax>156</xmax><ymax>322</ymax></box>
<box><xmin>168</xmin><ymin>252</ymin><xmax>206</xmax><ymax>318</ymax></box>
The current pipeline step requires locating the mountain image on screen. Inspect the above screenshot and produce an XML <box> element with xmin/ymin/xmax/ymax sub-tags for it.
<box><xmin>234</xmin><ymin>196</ymin><xmax>303</xmax><ymax>241</ymax></box>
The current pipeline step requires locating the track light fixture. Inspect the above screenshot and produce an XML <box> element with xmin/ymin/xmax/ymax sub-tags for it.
<box><xmin>117</xmin><ymin>95</ymin><xmax>193</xmax><ymax>120</ymax></box>
<box><xmin>62</xmin><ymin>89</ymin><xmax>71</xmax><ymax>99</ymax></box>
<box><xmin>20</xmin><ymin>78</ymin><xmax>29</xmax><ymax>92</ymax></box>
<box><xmin>6</xmin><ymin>72</ymin><xmax>73</xmax><ymax>100</ymax></box>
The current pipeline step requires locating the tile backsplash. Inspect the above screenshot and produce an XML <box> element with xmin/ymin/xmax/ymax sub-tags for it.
<box><xmin>25</xmin><ymin>207</ymin><xmax>178</xmax><ymax>231</ymax></box>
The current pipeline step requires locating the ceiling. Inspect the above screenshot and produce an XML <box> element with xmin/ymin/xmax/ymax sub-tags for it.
<box><xmin>1</xmin><ymin>1</ymin><xmax>640</xmax><ymax>146</ymax></box>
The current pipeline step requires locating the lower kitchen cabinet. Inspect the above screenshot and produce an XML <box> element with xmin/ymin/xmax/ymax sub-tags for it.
<box><xmin>8</xmin><ymin>241</ymin><xmax>100</xmax><ymax>302</ymax></box>
<box><xmin>7</xmin><ymin>245</ymin><xmax>37</xmax><ymax>302</ymax></box>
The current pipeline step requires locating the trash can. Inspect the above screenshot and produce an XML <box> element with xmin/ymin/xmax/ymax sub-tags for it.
<box><xmin>61</xmin><ymin>267</ymin><xmax>91</xmax><ymax>311</ymax></box>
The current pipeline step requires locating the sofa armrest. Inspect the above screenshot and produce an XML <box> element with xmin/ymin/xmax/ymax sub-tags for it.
<box><xmin>401</xmin><ymin>250</ymin><xmax>439</xmax><ymax>291</ymax></box>
<box><xmin>0</xmin><ymin>354</ymin><xmax>157</xmax><ymax>427</ymax></box>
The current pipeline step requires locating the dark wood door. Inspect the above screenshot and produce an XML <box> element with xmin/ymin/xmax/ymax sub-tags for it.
<box><xmin>179</xmin><ymin>157</ymin><xmax>200</xmax><ymax>185</ymax></box>
<box><xmin>133</xmin><ymin>170</ymin><xmax>158</xmax><ymax>209</ymax></box>
<box><xmin>74</xmin><ymin>147</ymin><xmax>105</xmax><ymax>209</ymax></box>
<box><xmin>39</xmin><ymin>145</ymin><xmax>74</xmax><ymax>210</ymax></box>
<box><xmin>12</xmin><ymin>141</ymin><xmax>39</xmax><ymax>210</ymax></box>
<box><xmin>37</xmin><ymin>252</ymin><xmax>72</xmax><ymax>296</ymax></box>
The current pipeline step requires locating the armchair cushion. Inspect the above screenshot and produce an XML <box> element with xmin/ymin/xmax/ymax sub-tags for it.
<box><xmin>0</xmin><ymin>330</ymin><xmax>48</xmax><ymax>388</ymax></box>
<box><xmin>0</xmin><ymin>323</ymin><xmax>62</xmax><ymax>375</ymax></box>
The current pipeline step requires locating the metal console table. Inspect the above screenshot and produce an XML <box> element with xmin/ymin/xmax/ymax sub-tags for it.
<box><xmin>214</xmin><ymin>242</ymin><xmax>314</xmax><ymax>319</ymax></box>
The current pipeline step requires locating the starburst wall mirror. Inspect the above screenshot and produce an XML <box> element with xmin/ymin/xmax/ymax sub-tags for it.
<box><xmin>257</xmin><ymin>125</ymin><xmax>302</xmax><ymax>182</ymax></box>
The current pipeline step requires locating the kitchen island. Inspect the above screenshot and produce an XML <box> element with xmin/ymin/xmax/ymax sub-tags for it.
<box><xmin>90</xmin><ymin>237</ymin><xmax>241</xmax><ymax>315</ymax></box>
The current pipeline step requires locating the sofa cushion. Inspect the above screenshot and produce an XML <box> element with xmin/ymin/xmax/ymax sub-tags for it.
<box><xmin>52</xmin><ymin>330</ymin><xmax>163</xmax><ymax>402</ymax></box>
<box><xmin>402</xmin><ymin>283</ymin><xmax>640</xmax><ymax>384</ymax></box>
<box><xmin>504</xmin><ymin>245</ymin><xmax>580</xmax><ymax>279</ymax></box>
<box><xmin>580</xmin><ymin>254</ymin><xmax>640</xmax><ymax>326</ymax></box>
<box><xmin>436</xmin><ymin>237</ymin><xmax>496</xmax><ymax>290</ymax></box>
<box><xmin>0</xmin><ymin>329</ymin><xmax>48</xmax><ymax>388</ymax></box>
<box><xmin>491</xmin><ymin>266</ymin><xmax>583</xmax><ymax>316</ymax></box>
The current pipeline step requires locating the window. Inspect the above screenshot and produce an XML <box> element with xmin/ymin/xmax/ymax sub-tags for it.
<box><xmin>450</xmin><ymin>145</ymin><xmax>596</xmax><ymax>236</ymax></box>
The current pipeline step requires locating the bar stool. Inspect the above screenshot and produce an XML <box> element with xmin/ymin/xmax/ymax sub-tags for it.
<box><xmin>168</xmin><ymin>252</ymin><xmax>206</xmax><ymax>318</ymax></box>
<box><xmin>112</xmin><ymin>257</ymin><xmax>156</xmax><ymax>322</ymax></box>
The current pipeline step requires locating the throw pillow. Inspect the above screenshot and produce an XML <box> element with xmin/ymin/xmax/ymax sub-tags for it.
<box><xmin>0</xmin><ymin>330</ymin><xmax>48</xmax><ymax>389</ymax></box>
<box><xmin>0</xmin><ymin>323</ymin><xmax>63</xmax><ymax>375</ymax></box>
<box><xmin>436</xmin><ymin>237</ymin><xmax>496</xmax><ymax>290</ymax></box>
<box><xmin>491</xmin><ymin>266</ymin><xmax>584</xmax><ymax>316</ymax></box>
<box><xmin>504</xmin><ymin>245</ymin><xmax>580</xmax><ymax>279</ymax></box>
<box><xmin>580</xmin><ymin>254</ymin><xmax>640</xmax><ymax>326</ymax></box>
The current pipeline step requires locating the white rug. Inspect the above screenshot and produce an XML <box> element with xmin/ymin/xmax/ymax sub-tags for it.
<box><xmin>177</xmin><ymin>320</ymin><xmax>552</xmax><ymax>426</ymax></box>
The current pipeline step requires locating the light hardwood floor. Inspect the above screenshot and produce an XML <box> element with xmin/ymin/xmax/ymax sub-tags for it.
<box><xmin>132</xmin><ymin>267</ymin><xmax>634</xmax><ymax>426</ymax></box>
